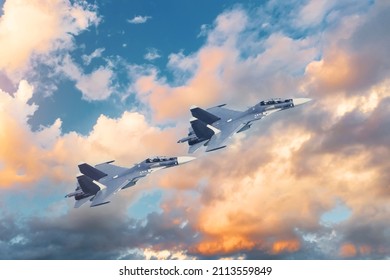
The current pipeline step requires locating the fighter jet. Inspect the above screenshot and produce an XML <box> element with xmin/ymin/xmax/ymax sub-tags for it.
<box><xmin>65</xmin><ymin>156</ymin><xmax>195</xmax><ymax>208</ymax></box>
<box><xmin>178</xmin><ymin>98</ymin><xmax>311</xmax><ymax>153</ymax></box>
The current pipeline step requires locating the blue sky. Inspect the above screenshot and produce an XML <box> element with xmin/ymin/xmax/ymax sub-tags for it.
<box><xmin>1</xmin><ymin>0</ymin><xmax>390</xmax><ymax>260</ymax></box>
<box><xmin>28</xmin><ymin>0</ymin><xmax>251</xmax><ymax>134</ymax></box>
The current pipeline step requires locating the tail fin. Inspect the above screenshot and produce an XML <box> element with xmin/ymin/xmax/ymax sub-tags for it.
<box><xmin>78</xmin><ymin>163</ymin><xmax>107</xmax><ymax>180</ymax></box>
<box><xmin>190</xmin><ymin>118</ymin><xmax>215</xmax><ymax>139</ymax></box>
<box><xmin>190</xmin><ymin>106</ymin><xmax>221</xmax><ymax>124</ymax></box>
<box><xmin>76</xmin><ymin>175</ymin><xmax>101</xmax><ymax>195</ymax></box>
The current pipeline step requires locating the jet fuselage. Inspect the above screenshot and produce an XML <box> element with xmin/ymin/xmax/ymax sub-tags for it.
<box><xmin>178</xmin><ymin>97</ymin><xmax>311</xmax><ymax>153</ymax></box>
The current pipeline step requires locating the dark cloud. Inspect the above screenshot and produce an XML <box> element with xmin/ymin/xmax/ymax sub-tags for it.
<box><xmin>0</xmin><ymin>201</ymin><xmax>200</xmax><ymax>260</ymax></box>
<box><xmin>304</xmin><ymin>1</ymin><xmax>390</xmax><ymax>97</ymax></box>
<box><xmin>0</xmin><ymin>71</ymin><xmax>15</xmax><ymax>93</ymax></box>
<box><xmin>348</xmin><ymin>2</ymin><xmax>390</xmax><ymax>90</ymax></box>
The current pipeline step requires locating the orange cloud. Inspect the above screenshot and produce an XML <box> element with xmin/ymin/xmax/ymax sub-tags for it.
<box><xmin>339</xmin><ymin>243</ymin><xmax>357</xmax><ymax>258</ymax></box>
<box><xmin>154</xmin><ymin>81</ymin><xmax>390</xmax><ymax>256</ymax></box>
<box><xmin>0</xmin><ymin>0</ymin><xmax>98</xmax><ymax>73</ymax></box>
<box><xmin>0</xmin><ymin>81</ymin><xmax>48</xmax><ymax>187</ymax></box>
<box><xmin>1</xmin><ymin>1</ymin><xmax>390</xmax><ymax>260</ymax></box>
<box><xmin>0</xmin><ymin>80</ymin><xmax>180</xmax><ymax>188</ymax></box>
<box><xmin>305</xmin><ymin>49</ymin><xmax>357</xmax><ymax>94</ymax></box>
<box><xmin>192</xmin><ymin>235</ymin><xmax>255</xmax><ymax>256</ymax></box>
<box><xmin>155</xmin><ymin>127</ymin><xmax>317</xmax><ymax>255</ymax></box>
<box><xmin>134</xmin><ymin>9</ymin><xmax>318</xmax><ymax>123</ymax></box>
<box><xmin>302</xmin><ymin>3</ymin><xmax>390</xmax><ymax>98</ymax></box>
<box><xmin>135</xmin><ymin>46</ymin><xmax>232</xmax><ymax>122</ymax></box>
<box><xmin>271</xmin><ymin>240</ymin><xmax>300</xmax><ymax>254</ymax></box>
<box><xmin>0</xmin><ymin>113</ymin><xmax>44</xmax><ymax>186</ymax></box>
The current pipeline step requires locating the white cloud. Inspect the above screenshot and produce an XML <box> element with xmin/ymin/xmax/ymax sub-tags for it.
<box><xmin>82</xmin><ymin>48</ymin><xmax>105</xmax><ymax>65</ymax></box>
<box><xmin>128</xmin><ymin>15</ymin><xmax>151</xmax><ymax>24</ymax></box>
<box><xmin>296</xmin><ymin>0</ymin><xmax>335</xmax><ymax>27</ymax></box>
<box><xmin>198</xmin><ymin>24</ymin><xmax>210</xmax><ymax>37</ymax></box>
<box><xmin>0</xmin><ymin>78</ymin><xmax>179</xmax><ymax>187</ymax></box>
<box><xmin>134</xmin><ymin>8</ymin><xmax>318</xmax><ymax>121</ymax></box>
<box><xmin>144</xmin><ymin>48</ymin><xmax>161</xmax><ymax>61</ymax></box>
<box><xmin>0</xmin><ymin>80</ymin><xmax>64</xmax><ymax>185</ymax></box>
<box><xmin>207</xmin><ymin>8</ymin><xmax>248</xmax><ymax>46</ymax></box>
<box><xmin>0</xmin><ymin>80</ymin><xmax>37</xmax><ymax>123</ymax></box>
<box><xmin>76</xmin><ymin>67</ymin><xmax>113</xmax><ymax>100</ymax></box>
<box><xmin>61</xmin><ymin>55</ymin><xmax>114</xmax><ymax>101</ymax></box>
<box><xmin>143</xmin><ymin>248</ymin><xmax>195</xmax><ymax>260</ymax></box>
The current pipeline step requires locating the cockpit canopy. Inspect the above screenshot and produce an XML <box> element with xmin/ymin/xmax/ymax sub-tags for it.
<box><xmin>259</xmin><ymin>98</ymin><xmax>292</xmax><ymax>106</ymax></box>
<box><xmin>145</xmin><ymin>156</ymin><xmax>176</xmax><ymax>163</ymax></box>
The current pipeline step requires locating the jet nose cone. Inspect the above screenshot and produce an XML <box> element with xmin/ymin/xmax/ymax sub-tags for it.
<box><xmin>293</xmin><ymin>98</ymin><xmax>312</xmax><ymax>106</ymax></box>
<box><xmin>177</xmin><ymin>156</ymin><xmax>196</xmax><ymax>165</ymax></box>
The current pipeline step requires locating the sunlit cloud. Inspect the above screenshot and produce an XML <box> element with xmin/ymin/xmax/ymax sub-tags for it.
<box><xmin>1</xmin><ymin>0</ymin><xmax>389</xmax><ymax>260</ymax></box>
<box><xmin>0</xmin><ymin>0</ymin><xmax>99</xmax><ymax>75</ymax></box>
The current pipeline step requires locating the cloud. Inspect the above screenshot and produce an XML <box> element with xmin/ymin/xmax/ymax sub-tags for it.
<box><xmin>75</xmin><ymin>67</ymin><xmax>113</xmax><ymax>101</ymax></box>
<box><xmin>0</xmin><ymin>77</ymin><xmax>180</xmax><ymax>189</ymax></box>
<box><xmin>295</xmin><ymin>0</ymin><xmax>336</xmax><ymax>27</ymax></box>
<box><xmin>82</xmin><ymin>48</ymin><xmax>105</xmax><ymax>65</ymax></box>
<box><xmin>302</xmin><ymin>1</ymin><xmax>390</xmax><ymax>97</ymax></box>
<box><xmin>0</xmin><ymin>0</ymin><xmax>99</xmax><ymax>74</ymax></box>
<box><xmin>60</xmin><ymin>55</ymin><xmax>114</xmax><ymax>100</ymax></box>
<box><xmin>0</xmin><ymin>203</ymin><xmax>198</xmax><ymax>259</ymax></box>
<box><xmin>144</xmin><ymin>48</ymin><xmax>161</xmax><ymax>61</ymax></box>
<box><xmin>134</xmin><ymin>8</ymin><xmax>317</xmax><ymax>122</ymax></box>
<box><xmin>0</xmin><ymin>81</ymin><xmax>193</xmax><ymax>258</ymax></box>
<box><xmin>154</xmin><ymin>82</ymin><xmax>390</xmax><ymax>259</ymax></box>
<box><xmin>132</xmin><ymin>2</ymin><xmax>390</xmax><ymax>259</ymax></box>
<box><xmin>1</xmin><ymin>0</ymin><xmax>390</xmax><ymax>260</ymax></box>
<box><xmin>127</xmin><ymin>15</ymin><xmax>151</xmax><ymax>24</ymax></box>
<box><xmin>133</xmin><ymin>10</ymin><xmax>246</xmax><ymax>122</ymax></box>
<box><xmin>0</xmin><ymin>80</ymin><xmax>62</xmax><ymax>187</ymax></box>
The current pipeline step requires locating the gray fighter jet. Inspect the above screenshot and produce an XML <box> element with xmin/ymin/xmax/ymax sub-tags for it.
<box><xmin>178</xmin><ymin>98</ymin><xmax>311</xmax><ymax>153</ymax></box>
<box><xmin>65</xmin><ymin>156</ymin><xmax>195</xmax><ymax>208</ymax></box>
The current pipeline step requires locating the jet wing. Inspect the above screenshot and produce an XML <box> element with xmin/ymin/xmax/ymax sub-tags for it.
<box><xmin>89</xmin><ymin>173</ymin><xmax>148</xmax><ymax>207</ymax></box>
<box><xmin>94</xmin><ymin>161</ymin><xmax>128</xmax><ymax>178</ymax></box>
<box><xmin>207</xmin><ymin>106</ymin><xmax>242</xmax><ymax>122</ymax></box>
<box><xmin>205</xmin><ymin>123</ymin><xmax>245</xmax><ymax>152</ymax></box>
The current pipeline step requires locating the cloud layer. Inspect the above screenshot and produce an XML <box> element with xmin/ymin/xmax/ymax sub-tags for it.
<box><xmin>1</xmin><ymin>0</ymin><xmax>390</xmax><ymax>260</ymax></box>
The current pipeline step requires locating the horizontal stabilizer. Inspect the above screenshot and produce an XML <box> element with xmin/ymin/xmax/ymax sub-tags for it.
<box><xmin>91</xmin><ymin>201</ymin><xmax>110</xmax><ymax>207</ymax></box>
<box><xmin>206</xmin><ymin>145</ymin><xmax>226</xmax><ymax>152</ymax></box>
<box><xmin>190</xmin><ymin>119</ymin><xmax>214</xmax><ymax>139</ymax></box>
<box><xmin>190</xmin><ymin>106</ymin><xmax>221</xmax><ymax>124</ymax></box>
<box><xmin>90</xmin><ymin>189</ymin><xmax>111</xmax><ymax>207</ymax></box>
<box><xmin>78</xmin><ymin>163</ymin><xmax>107</xmax><ymax>180</ymax></box>
<box><xmin>204</xmin><ymin>122</ymin><xmax>244</xmax><ymax>152</ymax></box>
<box><xmin>77</xmin><ymin>175</ymin><xmax>101</xmax><ymax>195</ymax></box>
<box><xmin>74</xmin><ymin>197</ymin><xmax>91</xmax><ymax>208</ymax></box>
<box><xmin>188</xmin><ymin>140</ymin><xmax>208</xmax><ymax>154</ymax></box>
